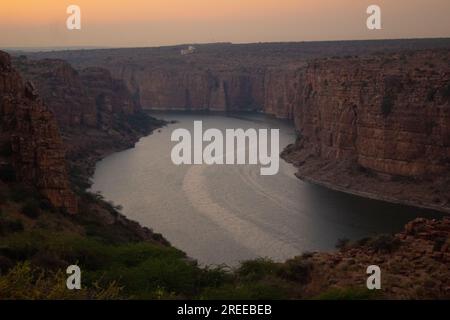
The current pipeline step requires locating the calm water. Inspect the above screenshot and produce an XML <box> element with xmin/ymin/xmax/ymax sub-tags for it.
<box><xmin>91</xmin><ymin>112</ymin><xmax>442</xmax><ymax>266</ymax></box>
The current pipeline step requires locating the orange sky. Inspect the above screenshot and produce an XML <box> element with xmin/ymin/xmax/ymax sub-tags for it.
<box><xmin>1</xmin><ymin>0</ymin><xmax>449</xmax><ymax>48</ymax></box>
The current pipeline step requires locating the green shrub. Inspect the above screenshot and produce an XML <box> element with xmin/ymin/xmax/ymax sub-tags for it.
<box><xmin>237</xmin><ymin>258</ymin><xmax>279</xmax><ymax>281</ymax></box>
<box><xmin>0</xmin><ymin>262</ymin><xmax>124</xmax><ymax>299</ymax></box>
<box><xmin>278</xmin><ymin>258</ymin><xmax>312</xmax><ymax>284</ymax></box>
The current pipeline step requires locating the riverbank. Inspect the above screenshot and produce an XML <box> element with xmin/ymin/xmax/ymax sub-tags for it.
<box><xmin>2</xmin><ymin>112</ymin><xmax>450</xmax><ymax>299</ymax></box>
<box><xmin>281</xmin><ymin>142</ymin><xmax>450</xmax><ymax>215</ymax></box>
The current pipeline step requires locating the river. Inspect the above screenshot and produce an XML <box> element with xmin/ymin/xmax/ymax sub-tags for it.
<box><xmin>90</xmin><ymin>112</ymin><xmax>442</xmax><ymax>266</ymax></box>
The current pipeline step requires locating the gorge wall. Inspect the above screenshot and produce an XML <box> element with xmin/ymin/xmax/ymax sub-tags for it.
<box><xmin>290</xmin><ymin>50</ymin><xmax>450</xmax><ymax>178</ymax></box>
<box><xmin>24</xmin><ymin>40</ymin><xmax>450</xmax><ymax>211</ymax></box>
<box><xmin>282</xmin><ymin>50</ymin><xmax>450</xmax><ymax>212</ymax></box>
<box><xmin>112</xmin><ymin>65</ymin><xmax>301</xmax><ymax>119</ymax></box>
<box><xmin>0</xmin><ymin>51</ymin><xmax>77</xmax><ymax>213</ymax></box>
<box><xmin>28</xmin><ymin>39</ymin><xmax>450</xmax><ymax>119</ymax></box>
<box><xmin>12</xmin><ymin>56</ymin><xmax>164</xmax><ymax>180</ymax></box>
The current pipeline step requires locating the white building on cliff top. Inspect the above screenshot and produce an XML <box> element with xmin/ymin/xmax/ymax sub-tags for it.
<box><xmin>181</xmin><ymin>46</ymin><xmax>196</xmax><ymax>55</ymax></box>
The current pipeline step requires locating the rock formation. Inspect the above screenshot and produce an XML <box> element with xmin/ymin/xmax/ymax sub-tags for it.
<box><xmin>13</xmin><ymin>57</ymin><xmax>165</xmax><ymax>180</ymax></box>
<box><xmin>23</xmin><ymin>40</ymin><xmax>450</xmax><ymax>212</ymax></box>
<box><xmin>300</xmin><ymin>216</ymin><xmax>450</xmax><ymax>299</ymax></box>
<box><xmin>282</xmin><ymin>50</ymin><xmax>450</xmax><ymax>213</ymax></box>
<box><xmin>0</xmin><ymin>51</ymin><xmax>77</xmax><ymax>213</ymax></box>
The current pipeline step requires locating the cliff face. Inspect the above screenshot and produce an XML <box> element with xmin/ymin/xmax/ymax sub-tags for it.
<box><xmin>26</xmin><ymin>39</ymin><xmax>450</xmax><ymax>119</ymax></box>
<box><xmin>13</xmin><ymin>57</ymin><xmax>164</xmax><ymax>174</ymax></box>
<box><xmin>292</xmin><ymin>51</ymin><xmax>450</xmax><ymax>177</ymax></box>
<box><xmin>0</xmin><ymin>51</ymin><xmax>77</xmax><ymax>214</ymax></box>
<box><xmin>22</xmin><ymin>43</ymin><xmax>450</xmax><ymax>211</ymax></box>
<box><xmin>13</xmin><ymin>57</ymin><xmax>97</xmax><ymax>128</ymax></box>
<box><xmin>116</xmin><ymin>65</ymin><xmax>302</xmax><ymax>118</ymax></box>
<box><xmin>283</xmin><ymin>50</ymin><xmax>450</xmax><ymax>212</ymax></box>
<box><xmin>105</xmin><ymin>65</ymin><xmax>269</xmax><ymax>114</ymax></box>
<box><xmin>13</xmin><ymin>57</ymin><xmax>141</xmax><ymax>131</ymax></box>
<box><xmin>300</xmin><ymin>217</ymin><xmax>450</xmax><ymax>299</ymax></box>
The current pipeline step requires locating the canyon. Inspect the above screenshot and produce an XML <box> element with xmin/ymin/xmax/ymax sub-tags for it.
<box><xmin>1</xmin><ymin>49</ymin><xmax>168</xmax><ymax>243</ymax></box>
<box><xmin>12</xmin><ymin>56</ymin><xmax>165</xmax><ymax>183</ymax></box>
<box><xmin>26</xmin><ymin>39</ymin><xmax>450</xmax><ymax>213</ymax></box>
<box><xmin>0</xmin><ymin>38</ymin><xmax>449</xmax><ymax>298</ymax></box>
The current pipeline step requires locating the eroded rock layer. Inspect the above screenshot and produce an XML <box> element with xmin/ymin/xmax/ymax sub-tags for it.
<box><xmin>0</xmin><ymin>51</ymin><xmax>77</xmax><ymax>213</ymax></box>
<box><xmin>283</xmin><ymin>50</ymin><xmax>450</xmax><ymax>212</ymax></box>
<box><xmin>23</xmin><ymin>40</ymin><xmax>450</xmax><ymax>211</ymax></box>
<box><xmin>13</xmin><ymin>57</ymin><xmax>165</xmax><ymax>180</ymax></box>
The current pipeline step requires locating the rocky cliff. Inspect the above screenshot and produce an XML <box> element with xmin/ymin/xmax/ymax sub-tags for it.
<box><xmin>23</xmin><ymin>40</ymin><xmax>450</xmax><ymax>212</ymax></box>
<box><xmin>26</xmin><ymin>39</ymin><xmax>450</xmax><ymax>119</ymax></box>
<box><xmin>0</xmin><ymin>51</ymin><xmax>77</xmax><ymax>213</ymax></box>
<box><xmin>282</xmin><ymin>50</ymin><xmax>450</xmax><ymax>212</ymax></box>
<box><xmin>298</xmin><ymin>216</ymin><xmax>450</xmax><ymax>299</ymax></box>
<box><xmin>13</xmin><ymin>57</ymin><xmax>165</xmax><ymax>181</ymax></box>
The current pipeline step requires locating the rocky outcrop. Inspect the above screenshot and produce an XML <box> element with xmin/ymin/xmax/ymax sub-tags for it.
<box><xmin>26</xmin><ymin>39</ymin><xmax>450</xmax><ymax>118</ymax></box>
<box><xmin>0</xmin><ymin>51</ymin><xmax>77</xmax><ymax>213</ymax></box>
<box><xmin>22</xmin><ymin>42</ymin><xmax>450</xmax><ymax>212</ymax></box>
<box><xmin>13</xmin><ymin>57</ymin><xmax>165</xmax><ymax>181</ymax></box>
<box><xmin>282</xmin><ymin>50</ymin><xmax>450</xmax><ymax>212</ymax></box>
<box><xmin>13</xmin><ymin>56</ymin><xmax>97</xmax><ymax>128</ymax></box>
<box><xmin>299</xmin><ymin>217</ymin><xmax>450</xmax><ymax>299</ymax></box>
<box><xmin>13</xmin><ymin>57</ymin><xmax>142</xmax><ymax>131</ymax></box>
<box><xmin>293</xmin><ymin>51</ymin><xmax>450</xmax><ymax>177</ymax></box>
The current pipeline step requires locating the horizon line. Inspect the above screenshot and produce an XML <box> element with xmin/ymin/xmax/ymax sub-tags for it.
<box><xmin>2</xmin><ymin>36</ymin><xmax>450</xmax><ymax>53</ymax></box>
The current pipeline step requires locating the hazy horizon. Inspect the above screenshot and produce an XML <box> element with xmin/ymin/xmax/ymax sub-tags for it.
<box><xmin>1</xmin><ymin>0</ymin><xmax>449</xmax><ymax>48</ymax></box>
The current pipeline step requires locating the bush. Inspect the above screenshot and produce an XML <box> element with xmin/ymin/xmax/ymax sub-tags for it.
<box><xmin>0</xmin><ymin>262</ymin><xmax>124</xmax><ymax>299</ymax></box>
<box><xmin>21</xmin><ymin>201</ymin><xmax>40</xmax><ymax>219</ymax></box>
<box><xmin>278</xmin><ymin>258</ymin><xmax>312</xmax><ymax>284</ymax></box>
<box><xmin>368</xmin><ymin>234</ymin><xmax>401</xmax><ymax>253</ymax></box>
<box><xmin>237</xmin><ymin>258</ymin><xmax>279</xmax><ymax>281</ymax></box>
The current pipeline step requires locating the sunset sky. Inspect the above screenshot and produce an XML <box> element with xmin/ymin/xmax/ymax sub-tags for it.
<box><xmin>1</xmin><ymin>0</ymin><xmax>449</xmax><ymax>48</ymax></box>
